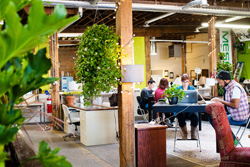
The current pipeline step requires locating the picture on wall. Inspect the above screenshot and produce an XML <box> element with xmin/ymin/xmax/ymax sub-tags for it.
<box><xmin>170</xmin><ymin>72</ymin><xmax>174</xmax><ymax>79</ymax></box>
<box><xmin>164</xmin><ymin>70</ymin><xmax>168</xmax><ymax>77</ymax></box>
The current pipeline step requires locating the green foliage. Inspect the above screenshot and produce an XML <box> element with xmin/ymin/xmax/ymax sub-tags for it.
<box><xmin>217</xmin><ymin>52</ymin><xmax>234</xmax><ymax>95</ymax></box>
<box><xmin>0</xmin><ymin>0</ymin><xmax>78</xmax><ymax>166</ymax></box>
<box><xmin>163</xmin><ymin>85</ymin><xmax>185</xmax><ymax>103</ymax></box>
<box><xmin>0</xmin><ymin>0</ymin><xmax>32</xmax><ymax>20</ymax></box>
<box><xmin>21</xmin><ymin>141</ymin><xmax>72</xmax><ymax>167</ymax></box>
<box><xmin>75</xmin><ymin>24</ymin><xmax>123</xmax><ymax>105</ymax></box>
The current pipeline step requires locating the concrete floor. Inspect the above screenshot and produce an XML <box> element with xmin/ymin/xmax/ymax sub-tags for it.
<box><xmin>22</xmin><ymin>124</ymin><xmax>206</xmax><ymax>167</ymax></box>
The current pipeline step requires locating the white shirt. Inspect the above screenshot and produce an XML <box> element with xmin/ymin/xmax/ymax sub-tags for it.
<box><xmin>232</xmin><ymin>87</ymin><xmax>241</xmax><ymax>99</ymax></box>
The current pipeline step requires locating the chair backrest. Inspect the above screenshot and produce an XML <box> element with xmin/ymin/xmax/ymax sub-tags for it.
<box><xmin>205</xmin><ymin>103</ymin><xmax>235</xmax><ymax>158</ymax></box>
<box><xmin>136</xmin><ymin>96</ymin><xmax>142</xmax><ymax>107</ymax></box>
<box><xmin>62</xmin><ymin>104</ymin><xmax>72</xmax><ymax>123</ymax></box>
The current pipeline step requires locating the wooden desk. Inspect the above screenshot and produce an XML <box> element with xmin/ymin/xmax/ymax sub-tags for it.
<box><xmin>135</xmin><ymin>124</ymin><xmax>168</xmax><ymax>167</ymax></box>
<box><xmin>16</xmin><ymin>102</ymin><xmax>46</xmax><ymax>124</ymax></box>
<box><xmin>65</xmin><ymin>103</ymin><xmax>118</xmax><ymax>146</ymax></box>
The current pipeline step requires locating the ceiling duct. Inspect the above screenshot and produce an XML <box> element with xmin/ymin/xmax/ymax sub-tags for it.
<box><xmin>42</xmin><ymin>1</ymin><xmax>250</xmax><ymax>17</ymax></box>
<box><xmin>182</xmin><ymin>0</ymin><xmax>209</xmax><ymax>10</ymax></box>
<box><xmin>145</xmin><ymin>12</ymin><xmax>175</xmax><ymax>26</ymax></box>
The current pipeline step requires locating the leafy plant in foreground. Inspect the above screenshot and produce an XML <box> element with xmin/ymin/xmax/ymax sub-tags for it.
<box><xmin>0</xmin><ymin>0</ymin><xmax>78</xmax><ymax>166</ymax></box>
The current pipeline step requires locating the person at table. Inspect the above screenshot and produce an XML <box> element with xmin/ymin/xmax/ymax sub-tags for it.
<box><xmin>155</xmin><ymin>78</ymin><xmax>169</xmax><ymax>102</ymax></box>
<box><xmin>155</xmin><ymin>78</ymin><xmax>172</xmax><ymax>125</ymax></box>
<box><xmin>209</xmin><ymin>70</ymin><xmax>249</xmax><ymax>141</ymax></box>
<box><xmin>177</xmin><ymin>73</ymin><xmax>199</xmax><ymax>140</ymax></box>
<box><xmin>140</xmin><ymin>79</ymin><xmax>155</xmax><ymax>110</ymax></box>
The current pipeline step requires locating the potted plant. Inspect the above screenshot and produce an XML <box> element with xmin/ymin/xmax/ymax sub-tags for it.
<box><xmin>65</xmin><ymin>93</ymin><xmax>75</xmax><ymax>105</ymax></box>
<box><xmin>75</xmin><ymin>24</ymin><xmax>123</xmax><ymax>105</ymax></box>
<box><xmin>163</xmin><ymin>85</ymin><xmax>185</xmax><ymax>104</ymax></box>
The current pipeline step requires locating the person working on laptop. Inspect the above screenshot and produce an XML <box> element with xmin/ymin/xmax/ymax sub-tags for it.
<box><xmin>140</xmin><ymin>79</ymin><xmax>155</xmax><ymax>110</ymax></box>
<box><xmin>177</xmin><ymin>74</ymin><xmax>199</xmax><ymax>140</ymax></box>
<box><xmin>209</xmin><ymin>70</ymin><xmax>249</xmax><ymax>140</ymax></box>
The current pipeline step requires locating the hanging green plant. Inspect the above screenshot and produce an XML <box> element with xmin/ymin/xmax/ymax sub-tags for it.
<box><xmin>75</xmin><ymin>24</ymin><xmax>123</xmax><ymax>105</ymax></box>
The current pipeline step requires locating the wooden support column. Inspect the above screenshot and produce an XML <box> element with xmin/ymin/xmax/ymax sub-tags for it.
<box><xmin>116</xmin><ymin>0</ymin><xmax>134</xmax><ymax>167</ymax></box>
<box><xmin>145</xmin><ymin>36</ymin><xmax>151</xmax><ymax>82</ymax></box>
<box><xmin>208</xmin><ymin>16</ymin><xmax>218</xmax><ymax>96</ymax></box>
<box><xmin>49</xmin><ymin>32</ymin><xmax>61</xmax><ymax>129</ymax></box>
<box><xmin>181</xmin><ymin>43</ymin><xmax>187</xmax><ymax>74</ymax></box>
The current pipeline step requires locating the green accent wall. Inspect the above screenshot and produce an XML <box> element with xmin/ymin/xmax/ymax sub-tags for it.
<box><xmin>237</xmin><ymin>41</ymin><xmax>250</xmax><ymax>79</ymax></box>
<box><xmin>134</xmin><ymin>37</ymin><xmax>146</xmax><ymax>90</ymax></box>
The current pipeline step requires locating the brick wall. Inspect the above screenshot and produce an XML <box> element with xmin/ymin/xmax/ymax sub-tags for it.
<box><xmin>59</xmin><ymin>46</ymin><xmax>78</xmax><ymax>79</ymax></box>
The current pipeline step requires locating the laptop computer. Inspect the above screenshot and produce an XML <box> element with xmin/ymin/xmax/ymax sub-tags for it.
<box><xmin>179</xmin><ymin>90</ymin><xmax>198</xmax><ymax>103</ymax></box>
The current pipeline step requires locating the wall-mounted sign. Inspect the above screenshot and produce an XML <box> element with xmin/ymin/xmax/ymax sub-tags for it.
<box><xmin>220</xmin><ymin>28</ymin><xmax>232</xmax><ymax>64</ymax></box>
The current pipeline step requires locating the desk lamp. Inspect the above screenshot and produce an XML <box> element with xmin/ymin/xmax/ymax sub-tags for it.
<box><xmin>68</xmin><ymin>81</ymin><xmax>79</xmax><ymax>94</ymax></box>
<box><xmin>198</xmin><ymin>76</ymin><xmax>206</xmax><ymax>87</ymax></box>
<box><xmin>173</xmin><ymin>77</ymin><xmax>182</xmax><ymax>86</ymax></box>
<box><xmin>205</xmin><ymin>78</ymin><xmax>215</xmax><ymax>97</ymax></box>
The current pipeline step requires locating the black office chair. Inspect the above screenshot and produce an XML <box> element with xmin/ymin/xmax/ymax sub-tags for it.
<box><xmin>62</xmin><ymin>104</ymin><xmax>80</xmax><ymax>141</ymax></box>
<box><xmin>136</xmin><ymin>96</ymin><xmax>148</xmax><ymax>122</ymax></box>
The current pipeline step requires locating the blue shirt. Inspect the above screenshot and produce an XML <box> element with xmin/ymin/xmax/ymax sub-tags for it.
<box><xmin>177</xmin><ymin>85</ymin><xmax>195</xmax><ymax>90</ymax></box>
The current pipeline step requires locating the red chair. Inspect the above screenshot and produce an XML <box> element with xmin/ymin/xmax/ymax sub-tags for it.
<box><xmin>205</xmin><ymin>103</ymin><xmax>250</xmax><ymax>167</ymax></box>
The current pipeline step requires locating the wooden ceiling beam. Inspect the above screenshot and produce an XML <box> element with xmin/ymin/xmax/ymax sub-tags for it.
<box><xmin>58</xmin><ymin>40</ymin><xmax>79</xmax><ymax>45</ymax></box>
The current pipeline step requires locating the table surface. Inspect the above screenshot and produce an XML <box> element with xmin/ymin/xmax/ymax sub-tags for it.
<box><xmin>152</xmin><ymin>101</ymin><xmax>210</xmax><ymax>119</ymax></box>
<box><xmin>64</xmin><ymin>103</ymin><xmax>118</xmax><ymax>111</ymax></box>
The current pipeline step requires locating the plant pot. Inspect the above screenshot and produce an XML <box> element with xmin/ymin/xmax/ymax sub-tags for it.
<box><xmin>169</xmin><ymin>97</ymin><xmax>178</xmax><ymax>105</ymax></box>
<box><xmin>66</xmin><ymin>96</ymin><xmax>75</xmax><ymax>105</ymax></box>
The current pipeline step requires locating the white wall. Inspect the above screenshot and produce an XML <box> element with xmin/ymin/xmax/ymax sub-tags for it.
<box><xmin>186</xmin><ymin>34</ymin><xmax>209</xmax><ymax>74</ymax></box>
<box><xmin>151</xmin><ymin>42</ymin><xmax>182</xmax><ymax>82</ymax></box>
<box><xmin>151</xmin><ymin>34</ymin><xmax>209</xmax><ymax>83</ymax></box>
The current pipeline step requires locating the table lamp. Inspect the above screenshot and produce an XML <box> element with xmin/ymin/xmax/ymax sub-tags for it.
<box><xmin>173</xmin><ymin>77</ymin><xmax>182</xmax><ymax>86</ymax></box>
<box><xmin>121</xmin><ymin>65</ymin><xmax>144</xmax><ymax>83</ymax></box>
<box><xmin>205</xmin><ymin>78</ymin><xmax>215</xmax><ymax>88</ymax></box>
<box><xmin>205</xmin><ymin>78</ymin><xmax>216</xmax><ymax>97</ymax></box>
<box><xmin>68</xmin><ymin>81</ymin><xmax>79</xmax><ymax>94</ymax></box>
<box><xmin>198</xmin><ymin>76</ymin><xmax>206</xmax><ymax>87</ymax></box>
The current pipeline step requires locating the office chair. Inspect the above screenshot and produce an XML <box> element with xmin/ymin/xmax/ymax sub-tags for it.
<box><xmin>136</xmin><ymin>96</ymin><xmax>148</xmax><ymax>122</ymax></box>
<box><xmin>233</xmin><ymin>115</ymin><xmax>250</xmax><ymax>147</ymax></box>
<box><xmin>62</xmin><ymin>104</ymin><xmax>80</xmax><ymax>141</ymax></box>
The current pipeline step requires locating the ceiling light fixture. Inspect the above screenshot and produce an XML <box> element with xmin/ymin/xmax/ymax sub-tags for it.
<box><xmin>201</xmin><ymin>22</ymin><xmax>250</xmax><ymax>29</ymax></box>
<box><xmin>182</xmin><ymin>0</ymin><xmax>209</xmax><ymax>10</ymax></box>
<box><xmin>224</xmin><ymin>16</ymin><xmax>247</xmax><ymax>23</ymax></box>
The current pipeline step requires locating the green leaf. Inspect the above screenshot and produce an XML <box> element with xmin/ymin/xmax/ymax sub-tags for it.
<box><xmin>11</xmin><ymin>48</ymin><xmax>59</xmax><ymax>101</ymax></box>
<box><xmin>0</xmin><ymin>125</ymin><xmax>19</xmax><ymax>145</ymax></box>
<box><xmin>34</xmin><ymin>141</ymin><xmax>72</xmax><ymax>167</ymax></box>
<box><xmin>0</xmin><ymin>0</ymin><xmax>78</xmax><ymax>69</ymax></box>
<box><xmin>0</xmin><ymin>104</ymin><xmax>24</xmax><ymax>125</ymax></box>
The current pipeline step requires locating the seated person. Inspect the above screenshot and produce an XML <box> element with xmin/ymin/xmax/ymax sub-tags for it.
<box><xmin>155</xmin><ymin>78</ymin><xmax>173</xmax><ymax>126</ymax></box>
<box><xmin>177</xmin><ymin>74</ymin><xmax>199</xmax><ymax>140</ymax></box>
<box><xmin>209</xmin><ymin>70</ymin><xmax>249</xmax><ymax>142</ymax></box>
<box><xmin>140</xmin><ymin>79</ymin><xmax>155</xmax><ymax>110</ymax></box>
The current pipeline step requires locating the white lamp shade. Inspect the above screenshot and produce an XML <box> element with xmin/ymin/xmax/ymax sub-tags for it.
<box><xmin>68</xmin><ymin>81</ymin><xmax>79</xmax><ymax>91</ymax></box>
<box><xmin>173</xmin><ymin>77</ymin><xmax>182</xmax><ymax>86</ymax></box>
<box><xmin>121</xmin><ymin>65</ymin><xmax>144</xmax><ymax>82</ymax></box>
<box><xmin>205</xmin><ymin>78</ymin><xmax>215</xmax><ymax>87</ymax></box>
